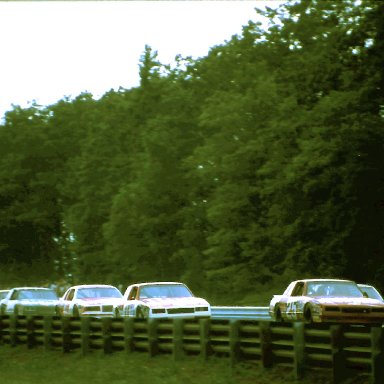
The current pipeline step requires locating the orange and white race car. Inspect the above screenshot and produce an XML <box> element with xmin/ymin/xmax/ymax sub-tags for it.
<box><xmin>269</xmin><ymin>278</ymin><xmax>384</xmax><ymax>324</ymax></box>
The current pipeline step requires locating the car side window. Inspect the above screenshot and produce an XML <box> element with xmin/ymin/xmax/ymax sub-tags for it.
<box><xmin>67</xmin><ymin>289</ymin><xmax>75</xmax><ymax>301</ymax></box>
<box><xmin>128</xmin><ymin>287</ymin><xmax>138</xmax><ymax>300</ymax></box>
<box><xmin>283</xmin><ymin>282</ymin><xmax>295</xmax><ymax>296</ymax></box>
<box><xmin>64</xmin><ymin>289</ymin><xmax>75</xmax><ymax>301</ymax></box>
<box><xmin>10</xmin><ymin>291</ymin><xmax>18</xmax><ymax>300</ymax></box>
<box><xmin>291</xmin><ymin>282</ymin><xmax>304</xmax><ymax>296</ymax></box>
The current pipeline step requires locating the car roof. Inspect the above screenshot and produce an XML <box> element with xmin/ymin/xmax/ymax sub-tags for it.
<box><xmin>10</xmin><ymin>287</ymin><xmax>54</xmax><ymax>291</ymax></box>
<box><xmin>69</xmin><ymin>284</ymin><xmax>119</xmax><ymax>289</ymax></box>
<box><xmin>294</xmin><ymin>279</ymin><xmax>354</xmax><ymax>284</ymax></box>
<box><xmin>357</xmin><ymin>283</ymin><xmax>375</xmax><ymax>288</ymax></box>
<box><xmin>131</xmin><ymin>282</ymin><xmax>185</xmax><ymax>287</ymax></box>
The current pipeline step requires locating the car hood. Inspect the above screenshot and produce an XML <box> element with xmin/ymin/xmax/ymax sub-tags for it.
<box><xmin>140</xmin><ymin>297</ymin><xmax>209</xmax><ymax>308</ymax></box>
<box><xmin>75</xmin><ymin>298</ymin><xmax>123</xmax><ymax>305</ymax></box>
<box><xmin>315</xmin><ymin>297</ymin><xmax>384</xmax><ymax>306</ymax></box>
<box><xmin>20</xmin><ymin>299</ymin><xmax>59</xmax><ymax>305</ymax></box>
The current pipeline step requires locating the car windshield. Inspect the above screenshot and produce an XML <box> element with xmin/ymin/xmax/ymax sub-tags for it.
<box><xmin>18</xmin><ymin>289</ymin><xmax>58</xmax><ymax>300</ymax></box>
<box><xmin>306</xmin><ymin>282</ymin><xmax>364</xmax><ymax>298</ymax></box>
<box><xmin>0</xmin><ymin>291</ymin><xmax>8</xmax><ymax>300</ymax></box>
<box><xmin>77</xmin><ymin>287</ymin><xmax>122</xmax><ymax>299</ymax></box>
<box><xmin>139</xmin><ymin>284</ymin><xmax>193</xmax><ymax>299</ymax></box>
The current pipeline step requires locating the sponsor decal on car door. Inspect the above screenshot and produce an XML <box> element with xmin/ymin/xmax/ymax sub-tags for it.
<box><xmin>286</xmin><ymin>299</ymin><xmax>298</xmax><ymax>320</ymax></box>
<box><xmin>285</xmin><ymin>282</ymin><xmax>304</xmax><ymax>320</ymax></box>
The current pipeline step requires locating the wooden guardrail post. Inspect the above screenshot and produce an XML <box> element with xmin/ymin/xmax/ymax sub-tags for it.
<box><xmin>371</xmin><ymin>325</ymin><xmax>384</xmax><ymax>384</ymax></box>
<box><xmin>330</xmin><ymin>324</ymin><xmax>349</xmax><ymax>383</ymax></box>
<box><xmin>9</xmin><ymin>315</ymin><xmax>18</xmax><ymax>347</ymax></box>
<box><xmin>199</xmin><ymin>318</ymin><xmax>211</xmax><ymax>361</ymax></box>
<box><xmin>102</xmin><ymin>317</ymin><xmax>113</xmax><ymax>354</ymax></box>
<box><xmin>173</xmin><ymin>318</ymin><xmax>184</xmax><ymax>361</ymax></box>
<box><xmin>0</xmin><ymin>315</ymin><xmax>5</xmax><ymax>345</ymax></box>
<box><xmin>293</xmin><ymin>321</ymin><xmax>306</xmax><ymax>379</ymax></box>
<box><xmin>260</xmin><ymin>321</ymin><xmax>273</xmax><ymax>368</ymax></box>
<box><xmin>44</xmin><ymin>316</ymin><xmax>53</xmax><ymax>350</ymax></box>
<box><xmin>26</xmin><ymin>316</ymin><xmax>36</xmax><ymax>349</ymax></box>
<box><xmin>81</xmin><ymin>317</ymin><xmax>91</xmax><ymax>355</ymax></box>
<box><xmin>229</xmin><ymin>320</ymin><xmax>241</xmax><ymax>367</ymax></box>
<box><xmin>148</xmin><ymin>318</ymin><xmax>159</xmax><ymax>357</ymax></box>
<box><xmin>124</xmin><ymin>317</ymin><xmax>135</xmax><ymax>353</ymax></box>
<box><xmin>62</xmin><ymin>317</ymin><xmax>72</xmax><ymax>353</ymax></box>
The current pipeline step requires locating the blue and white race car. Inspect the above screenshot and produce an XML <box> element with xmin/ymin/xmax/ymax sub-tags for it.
<box><xmin>0</xmin><ymin>287</ymin><xmax>60</xmax><ymax>316</ymax></box>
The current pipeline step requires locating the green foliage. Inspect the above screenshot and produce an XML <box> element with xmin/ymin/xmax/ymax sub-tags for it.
<box><xmin>1</xmin><ymin>0</ymin><xmax>384</xmax><ymax>303</ymax></box>
<box><xmin>0</xmin><ymin>105</ymin><xmax>62</xmax><ymax>284</ymax></box>
<box><xmin>0</xmin><ymin>346</ymin><xmax>344</xmax><ymax>384</ymax></box>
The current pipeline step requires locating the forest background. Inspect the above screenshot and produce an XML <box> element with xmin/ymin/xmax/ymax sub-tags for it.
<box><xmin>0</xmin><ymin>0</ymin><xmax>383</xmax><ymax>305</ymax></box>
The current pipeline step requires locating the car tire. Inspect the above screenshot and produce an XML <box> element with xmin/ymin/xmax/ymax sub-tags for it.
<box><xmin>304</xmin><ymin>305</ymin><xmax>313</xmax><ymax>323</ymax></box>
<box><xmin>72</xmin><ymin>306</ymin><xmax>80</xmax><ymax>318</ymax></box>
<box><xmin>274</xmin><ymin>306</ymin><xmax>283</xmax><ymax>322</ymax></box>
<box><xmin>136</xmin><ymin>307</ymin><xmax>146</xmax><ymax>319</ymax></box>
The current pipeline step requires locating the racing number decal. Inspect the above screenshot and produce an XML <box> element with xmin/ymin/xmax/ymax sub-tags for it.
<box><xmin>286</xmin><ymin>301</ymin><xmax>298</xmax><ymax>319</ymax></box>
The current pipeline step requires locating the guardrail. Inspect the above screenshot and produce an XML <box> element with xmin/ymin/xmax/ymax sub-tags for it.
<box><xmin>211</xmin><ymin>306</ymin><xmax>271</xmax><ymax>320</ymax></box>
<box><xmin>0</xmin><ymin>315</ymin><xmax>383</xmax><ymax>383</ymax></box>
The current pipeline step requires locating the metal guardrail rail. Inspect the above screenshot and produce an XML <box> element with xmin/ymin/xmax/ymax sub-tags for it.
<box><xmin>211</xmin><ymin>306</ymin><xmax>271</xmax><ymax>320</ymax></box>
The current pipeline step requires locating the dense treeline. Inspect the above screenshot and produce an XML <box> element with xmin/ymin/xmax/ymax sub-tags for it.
<box><xmin>0</xmin><ymin>0</ymin><xmax>383</xmax><ymax>304</ymax></box>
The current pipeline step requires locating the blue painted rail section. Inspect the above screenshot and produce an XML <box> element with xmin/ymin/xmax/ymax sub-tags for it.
<box><xmin>211</xmin><ymin>306</ymin><xmax>271</xmax><ymax>320</ymax></box>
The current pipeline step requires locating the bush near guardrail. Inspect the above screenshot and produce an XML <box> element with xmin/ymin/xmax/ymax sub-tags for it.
<box><xmin>0</xmin><ymin>315</ymin><xmax>383</xmax><ymax>384</ymax></box>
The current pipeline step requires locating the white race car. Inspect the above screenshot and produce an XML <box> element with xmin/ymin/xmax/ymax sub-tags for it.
<box><xmin>0</xmin><ymin>287</ymin><xmax>60</xmax><ymax>316</ymax></box>
<box><xmin>59</xmin><ymin>284</ymin><xmax>123</xmax><ymax>318</ymax></box>
<box><xmin>119</xmin><ymin>282</ymin><xmax>211</xmax><ymax>319</ymax></box>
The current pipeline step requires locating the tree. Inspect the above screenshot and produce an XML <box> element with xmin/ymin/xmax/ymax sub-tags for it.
<box><xmin>0</xmin><ymin>105</ymin><xmax>62</xmax><ymax>285</ymax></box>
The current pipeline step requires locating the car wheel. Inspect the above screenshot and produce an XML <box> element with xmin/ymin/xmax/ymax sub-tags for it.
<box><xmin>274</xmin><ymin>306</ymin><xmax>283</xmax><ymax>322</ymax></box>
<box><xmin>72</xmin><ymin>306</ymin><xmax>80</xmax><ymax>318</ymax></box>
<box><xmin>304</xmin><ymin>305</ymin><xmax>313</xmax><ymax>323</ymax></box>
<box><xmin>136</xmin><ymin>307</ymin><xmax>146</xmax><ymax>319</ymax></box>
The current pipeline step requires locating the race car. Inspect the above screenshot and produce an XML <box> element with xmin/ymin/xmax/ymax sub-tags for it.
<box><xmin>0</xmin><ymin>287</ymin><xmax>60</xmax><ymax>316</ymax></box>
<box><xmin>59</xmin><ymin>284</ymin><xmax>123</xmax><ymax>317</ymax></box>
<box><xmin>269</xmin><ymin>278</ymin><xmax>384</xmax><ymax>324</ymax></box>
<box><xmin>119</xmin><ymin>282</ymin><xmax>211</xmax><ymax>319</ymax></box>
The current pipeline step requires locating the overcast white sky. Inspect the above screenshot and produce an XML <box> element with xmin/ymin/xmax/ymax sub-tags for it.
<box><xmin>0</xmin><ymin>1</ymin><xmax>282</xmax><ymax>120</ymax></box>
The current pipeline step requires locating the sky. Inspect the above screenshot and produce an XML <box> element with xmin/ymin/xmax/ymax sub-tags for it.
<box><xmin>0</xmin><ymin>1</ymin><xmax>282</xmax><ymax>120</ymax></box>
